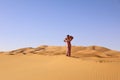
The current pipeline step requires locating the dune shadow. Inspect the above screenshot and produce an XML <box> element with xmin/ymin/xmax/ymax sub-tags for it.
<box><xmin>71</xmin><ymin>56</ymin><xmax>80</xmax><ymax>58</ymax></box>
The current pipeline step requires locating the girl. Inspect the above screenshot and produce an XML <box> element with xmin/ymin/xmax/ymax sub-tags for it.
<box><xmin>64</xmin><ymin>35</ymin><xmax>73</xmax><ymax>57</ymax></box>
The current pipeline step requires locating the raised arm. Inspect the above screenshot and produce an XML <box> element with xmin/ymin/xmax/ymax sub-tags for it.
<box><xmin>70</xmin><ymin>36</ymin><xmax>73</xmax><ymax>41</ymax></box>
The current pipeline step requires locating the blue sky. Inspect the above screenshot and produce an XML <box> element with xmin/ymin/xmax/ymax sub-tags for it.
<box><xmin>0</xmin><ymin>0</ymin><xmax>120</xmax><ymax>51</ymax></box>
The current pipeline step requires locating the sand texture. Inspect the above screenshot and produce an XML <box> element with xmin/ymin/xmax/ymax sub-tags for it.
<box><xmin>0</xmin><ymin>45</ymin><xmax>120</xmax><ymax>80</ymax></box>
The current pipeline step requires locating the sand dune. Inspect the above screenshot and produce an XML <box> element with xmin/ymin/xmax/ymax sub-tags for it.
<box><xmin>2</xmin><ymin>45</ymin><xmax>120</xmax><ymax>59</ymax></box>
<box><xmin>0</xmin><ymin>45</ymin><xmax>120</xmax><ymax>80</ymax></box>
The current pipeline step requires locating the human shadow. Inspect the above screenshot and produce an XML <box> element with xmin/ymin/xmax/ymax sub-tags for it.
<box><xmin>71</xmin><ymin>56</ymin><xmax>80</xmax><ymax>58</ymax></box>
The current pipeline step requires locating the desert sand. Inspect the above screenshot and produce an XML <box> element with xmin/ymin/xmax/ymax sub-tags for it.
<box><xmin>0</xmin><ymin>45</ymin><xmax>120</xmax><ymax>80</ymax></box>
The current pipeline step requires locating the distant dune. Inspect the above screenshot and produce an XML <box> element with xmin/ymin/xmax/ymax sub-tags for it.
<box><xmin>0</xmin><ymin>45</ymin><xmax>120</xmax><ymax>80</ymax></box>
<box><xmin>1</xmin><ymin>45</ymin><xmax>120</xmax><ymax>59</ymax></box>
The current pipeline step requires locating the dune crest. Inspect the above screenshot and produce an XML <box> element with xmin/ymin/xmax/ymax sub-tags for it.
<box><xmin>1</xmin><ymin>45</ymin><xmax>120</xmax><ymax>59</ymax></box>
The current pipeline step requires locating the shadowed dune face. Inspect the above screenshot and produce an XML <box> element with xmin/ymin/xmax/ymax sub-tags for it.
<box><xmin>1</xmin><ymin>45</ymin><xmax>120</xmax><ymax>59</ymax></box>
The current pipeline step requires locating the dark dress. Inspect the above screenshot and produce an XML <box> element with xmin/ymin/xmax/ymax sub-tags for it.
<box><xmin>64</xmin><ymin>36</ymin><xmax>73</xmax><ymax>57</ymax></box>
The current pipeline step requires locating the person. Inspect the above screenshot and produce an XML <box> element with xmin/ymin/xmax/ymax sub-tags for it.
<box><xmin>64</xmin><ymin>35</ymin><xmax>73</xmax><ymax>57</ymax></box>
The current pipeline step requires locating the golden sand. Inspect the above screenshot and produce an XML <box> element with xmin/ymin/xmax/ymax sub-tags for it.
<box><xmin>0</xmin><ymin>45</ymin><xmax>120</xmax><ymax>80</ymax></box>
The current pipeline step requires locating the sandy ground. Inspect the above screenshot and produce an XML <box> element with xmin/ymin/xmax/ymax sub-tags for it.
<box><xmin>0</xmin><ymin>54</ymin><xmax>120</xmax><ymax>80</ymax></box>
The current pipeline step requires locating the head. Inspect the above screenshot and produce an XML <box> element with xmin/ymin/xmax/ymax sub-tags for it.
<box><xmin>67</xmin><ymin>35</ymin><xmax>70</xmax><ymax>38</ymax></box>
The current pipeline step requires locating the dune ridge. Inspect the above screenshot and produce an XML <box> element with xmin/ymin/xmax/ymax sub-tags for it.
<box><xmin>1</xmin><ymin>45</ymin><xmax>120</xmax><ymax>60</ymax></box>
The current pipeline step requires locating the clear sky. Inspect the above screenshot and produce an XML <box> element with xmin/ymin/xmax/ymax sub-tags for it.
<box><xmin>0</xmin><ymin>0</ymin><xmax>120</xmax><ymax>51</ymax></box>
